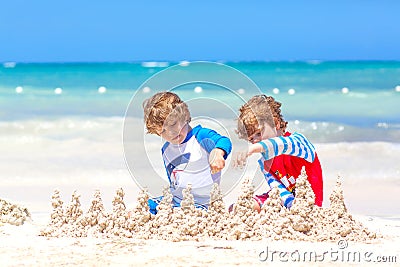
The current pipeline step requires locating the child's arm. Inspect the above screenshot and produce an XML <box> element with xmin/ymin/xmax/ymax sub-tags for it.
<box><xmin>196</xmin><ymin>127</ymin><xmax>232</xmax><ymax>159</ymax></box>
<box><xmin>194</xmin><ymin>126</ymin><xmax>232</xmax><ymax>173</ymax></box>
<box><xmin>249</xmin><ymin>132</ymin><xmax>316</xmax><ymax>163</ymax></box>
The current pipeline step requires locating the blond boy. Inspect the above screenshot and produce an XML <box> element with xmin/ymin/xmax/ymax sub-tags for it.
<box><xmin>143</xmin><ymin>92</ymin><xmax>232</xmax><ymax>214</ymax></box>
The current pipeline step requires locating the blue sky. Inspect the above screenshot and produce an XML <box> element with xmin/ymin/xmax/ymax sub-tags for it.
<box><xmin>1</xmin><ymin>0</ymin><xmax>399</xmax><ymax>62</ymax></box>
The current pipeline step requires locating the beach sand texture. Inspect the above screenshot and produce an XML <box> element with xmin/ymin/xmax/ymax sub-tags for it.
<box><xmin>1</xmin><ymin>168</ymin><xmax>399</xmax><ymax>266</ymax></box>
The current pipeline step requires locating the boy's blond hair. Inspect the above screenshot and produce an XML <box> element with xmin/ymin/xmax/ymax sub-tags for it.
<box><xmin>143</xmin><ymin>92</ymin><xmax>191</xmax><ymax>135</ymax></box>
<box><xmin>237</xmin><ymin>95</ymin><xmax>287</xmax><ymax>140</ymax></box>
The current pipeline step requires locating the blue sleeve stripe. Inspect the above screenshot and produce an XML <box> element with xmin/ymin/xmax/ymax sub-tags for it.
<box><xmin>259</xmin><ymin>141</ymin><xmax>269</xmax><ymax>159</ymax></box>
<box><xmin>269</xmin><ymin>138</ymin><xmax>279</xmax><ymax>157</ymax></box>
<box><xmin>296</xmin><ymin>137</ymin><xmax>312</xmax><ymax>160</ymax></box>
<box><xmin>295</xmin><ymin>138</ymin><xmax>303</xmax><ymax>158</ymax></box>
<box><xmin>288</xmin><ymin>136</ymin><xmax>296</xmax><ymax>155</ymax></box>
<box><xmin>259</xmin><ymin>134</ymin><xmax>315</xmax><ymax>162</ymax></box>
<box><xmin>292</xmin><ymin>134</ymin><xmax>312</xmax><ymax>162</ymax></box>
<box><xmin>280</xmin><ymin>136</ymin><xmax>288</xmax><ymax>154</ymax></box>
<box><xmin>294</xmin><ymin>133</ymin><xmax>315</xmax><ymax>162</ymax></box>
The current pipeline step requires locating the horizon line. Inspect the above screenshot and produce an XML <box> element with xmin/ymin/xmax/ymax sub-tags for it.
<box><xmin>2</xmin><ymin>59</ymin><xmax>400</xmax><ymax>65</ymax></box>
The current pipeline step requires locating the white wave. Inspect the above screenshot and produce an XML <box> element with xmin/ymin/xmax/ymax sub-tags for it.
<box><xmin>306</xmin><ymin>60</ymin><xmax>322</xmax><ymax>65</ymax></box>
<box><xmin>347</xmin><ymin>92</ymin><xmax>368</xmax><ymax>98</ymax></box>
<box><xmin>3</xmin><ymin>62</ymin><xmax>16</xmax><ymax>68</ymax></box>
<box><xmin>179</xmin><ymin>60</ymin><xmax>190</xmax><ymax>67</ymax></box>
<box><xmin>141</xmin><ymin>61</ymin><xmax>169</xmax><ymax>68</ymax></box>
<box><xmin>316</xmin><ymin>141</ymin><xmax>400</xmax><ymax>182</ymax></box>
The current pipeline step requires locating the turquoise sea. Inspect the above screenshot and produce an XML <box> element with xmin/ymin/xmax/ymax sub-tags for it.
<box><xmin>1</xmin><ymin>61</ymin><xmax>399</xmax><ymax>142</ymax></box>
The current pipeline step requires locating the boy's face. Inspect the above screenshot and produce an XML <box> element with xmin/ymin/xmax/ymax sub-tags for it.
<box><xmin>158</xmin><ymin>118</ymin><xmax>189</xmax><ymax>145</ymax></box>
<box><xmin>247</xmin><ymin>122</ymin><xmax>277</xmax><ymax>144</ymax></box>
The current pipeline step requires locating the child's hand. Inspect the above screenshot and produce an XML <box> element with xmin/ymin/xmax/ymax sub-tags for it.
<box><xmin>232</xmin><ymin>151</ymin><xmax>248</xmax><ymax>169</ymax></box>
<box><xmin>209</xmin><ymin>148</ymin><xmax>226</xmax><ymax>174</ymax></box>
<box><xmin>232</xmin><ymin>143</ymin><xmax>265</xmax><ymax>169</ymax></box>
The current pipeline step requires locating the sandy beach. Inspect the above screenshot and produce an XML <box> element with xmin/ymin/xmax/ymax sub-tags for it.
<box><xmin>1</xmin><ymin>167</ymin><xmax>399</xmax><ymax>266</ymax></box>
<box><xmin>0</xmin><ymin>206</ymin><xmax>399</xmax><ymax>266</ymax></box>
<box><xmin>0</xmin><ymin>223</ymin><xmax>399</xmax><ymax>266</ymax></box>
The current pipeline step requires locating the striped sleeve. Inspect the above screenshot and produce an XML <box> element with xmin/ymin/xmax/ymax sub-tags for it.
<box><xmin>258</xmin><ymin>132</ymin><xmax>316</xmax><ymax>163</ymax></box>
<box><xmin>263</xmin><ymin>172</ymin><xmax>294</xmax><ymax>208</ymax></box>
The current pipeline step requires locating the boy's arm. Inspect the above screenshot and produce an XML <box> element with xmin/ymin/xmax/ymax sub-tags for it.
<box><xmin>253</xmin><ymin>132</ymin><xmax>316</xmax><ymax>163</ymax></box>
<box><xmin>195</xmin><ymin>127</ymin><xmax>232</xmax><ymax>159</ymax></box>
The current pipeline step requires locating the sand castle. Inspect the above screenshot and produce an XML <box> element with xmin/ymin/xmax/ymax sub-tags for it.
<box><xmin>40</xmin><ymin>168</ymin><xmax>378</xmax><ymax>242</ymax></box>
<box><xmin>0</xmin><ymin>198</ymin><xmax>31</xmax><ymax>226</ymax></box>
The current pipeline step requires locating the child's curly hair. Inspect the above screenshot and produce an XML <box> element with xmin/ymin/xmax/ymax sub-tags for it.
<box><xmin>143</xmin><ymin>91</ymin><xmax>191</xmax><ymax>135</ymax></box>
<box><xmin>237</xmin><ymin>95</ymin><xmax>287</xmax><ymax>140</ymax></box>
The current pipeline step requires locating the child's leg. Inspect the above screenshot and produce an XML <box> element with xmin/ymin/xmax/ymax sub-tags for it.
<box><xmin>266</xmin><ymin>176</ymin><xmax>294</xmax><ymax>208</ymax></box>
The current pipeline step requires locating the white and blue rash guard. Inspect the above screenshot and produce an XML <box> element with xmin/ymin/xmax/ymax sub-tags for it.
<box><xmin>161</xmin><ymin>125</ymin><xmax>232</xmax><ymax>207</ymax></box>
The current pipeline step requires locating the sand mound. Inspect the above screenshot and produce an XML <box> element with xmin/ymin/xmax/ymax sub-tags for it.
<box><xmin>0</xmin><ymin>198</ymin><xmax>31</xmax><ymax>226</ymax></box>
<box><xmin>40</xmin><ymin>168</ymin><xmax>378</xmax><ymax>242</ymax></box>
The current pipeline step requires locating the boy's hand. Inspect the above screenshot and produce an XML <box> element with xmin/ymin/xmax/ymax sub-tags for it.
<box><xmin>232</xmin><ymin>151</ymin><xmax>248</xmax><ymax>169</ymax></box>
<box><xmin>232</xmin><ymin>143</ymin><xmax>265</xmax><ymax>169</ymax></box>
<box><xmin>209</xmin><ymin>148</ymin><xmax>226</xmax><ymax>174</ymax></box>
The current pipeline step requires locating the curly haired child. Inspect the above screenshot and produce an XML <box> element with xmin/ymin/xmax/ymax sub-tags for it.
<box><xmin>234</xmin><ymin>95</ymin><xmax>323</xmax><ymax>211</ymax></box>
<box><xmin>143</xmin><ymin>91</ymin><xmax>232</xmax><ymax>214</ymax></box>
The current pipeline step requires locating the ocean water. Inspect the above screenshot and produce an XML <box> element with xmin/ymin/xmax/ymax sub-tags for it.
<box><xmin>1</xmin><ymin>61</ymin><xmax>400</xmax><ymax>215</ymax></box>
<box><xmin>1</xmin><ymin>61</ymin><xmax>399</xmax><ymax>141</ymax></box>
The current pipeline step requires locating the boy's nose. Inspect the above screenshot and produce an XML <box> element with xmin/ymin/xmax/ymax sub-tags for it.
<box><xmin>166</xmin><ymin>129</ymin><xmax>179</xmax><ymax>137</ymax></box>
<box><xmin>167</xmin><ymin>124</ymin><xmax>183</xmax><ymax>136</ymax></box>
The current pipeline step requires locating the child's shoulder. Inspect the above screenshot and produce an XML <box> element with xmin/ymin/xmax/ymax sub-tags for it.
<box><xmin>192</xmin><ymin>124</ymin><xmax>228</xmax><ymax>140</ymax></box>
<box><xmin>284</xmin><ymin>131</ymin><xmax>307</xmax><ymax>139</ymax></box>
